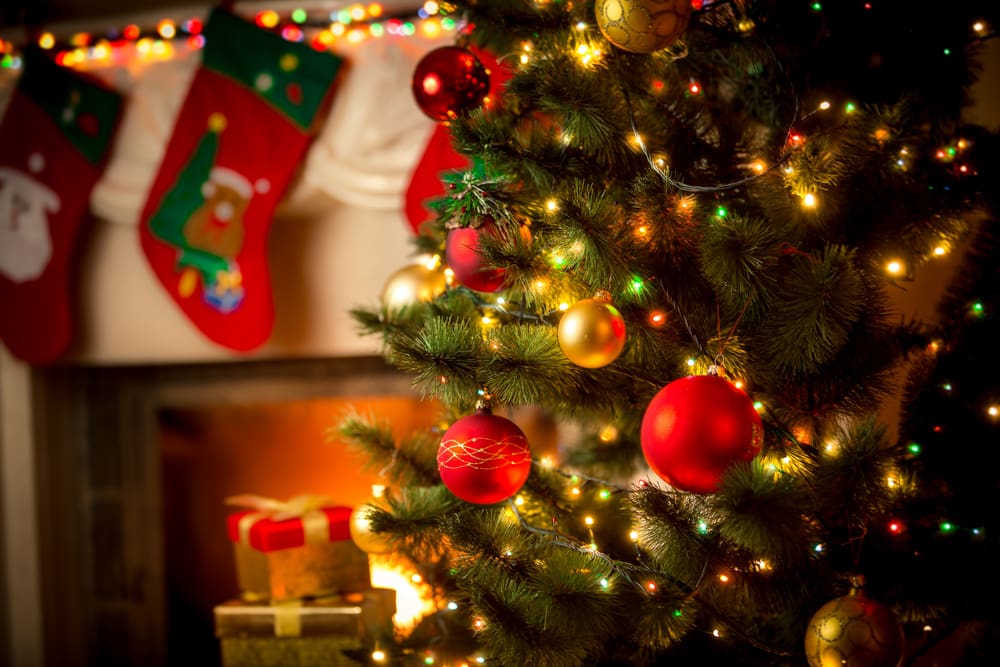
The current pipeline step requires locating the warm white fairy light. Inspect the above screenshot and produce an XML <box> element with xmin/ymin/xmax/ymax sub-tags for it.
<box><xmin>629</xmin><ymin>529</ymin><xmax>640</xmax><ymax>541</ymax></box>
<box><xmin>819</xmin><ymin>100</ymin><xmax>831</xmax><ymax>110</ymax></box>
<box><xmin>157</xmin><ymin>19</ymin><xmax>176</xmax><ymax>39</ymax></box>
<box><xmin>599</xmin><ymin>424</ymin><xmax>618</xmax><ymax>442</ymax></box>
<box><xmin>712</xmin><ymin>628</ymin><xmax>721</xmax><ymax>638</ymax></box>
<box><xmin>886</xmin><ymin>260</ymin><xmax>904</xmax><ymax>275</ymax></box>
<box><xmin>584</xmin><ymin>516</ymin><xmax>595</xmax><ymax>526</ymax></box>
<box><xmin>718</xmin><ymin>573</ymin><xmax>730</xmax><ymax>583</ymax></box>
<box><xmin>988</xmin><ymin>405</ymin><xmax>999</xmax><ymax>418</ymax></box>
<box><xmin>546</xmin><ymin>198</ymin><xmax>559</xmax><ymax>212</ymax></box>
<box><xmin>802</xmin><ymin>193</ymin><xmax>817</xmax><ymax>208</ymax></box>
<box><xmin>973</xmin><ymin>21</ymin><xmax>986</xmax><ymax>33</ymax></box>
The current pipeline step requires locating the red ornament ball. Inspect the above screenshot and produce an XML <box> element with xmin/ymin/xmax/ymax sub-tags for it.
<box><xmin>412</xmin><ymin>46</ymin><xmax>490</xmax><ymax>122</ymax></box>
<box><xmin>640</xmin><ymin>374</ymin><xmax>763</xmax><ymax>494</ymax></box>
<box><xmin>445</xmin><ymin>224</ymin><xmax>507</xmax><ymax>293</ymax></box>
<box><xmin>437</xmin><ymin>407</ymin><xmax>532</xmax><ymax>504</ymax></box>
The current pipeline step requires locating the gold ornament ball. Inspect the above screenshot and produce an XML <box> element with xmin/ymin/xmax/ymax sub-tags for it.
<box><xmin>558</xmin><ymin>291</ymin><xmax>627</xmax><ymax>368</ymax></box>
<box><xmin>804</xmin><ymin>588</ymin><xmax>904</xmax><ymax>667</ymax></box>
<box><xmin>595</xmin><ymin>0</ymin><xmax>692</xmax><ymax>54</ymax></box>
<box><xmin>349</xmin><ymin>503</ymin><xmax>395</xmax><ymax>555</ymax></box>
<box><xmin>381</xmin><ymin>262</ymin><xmax>446</xmax><ymax>310</ymax></box>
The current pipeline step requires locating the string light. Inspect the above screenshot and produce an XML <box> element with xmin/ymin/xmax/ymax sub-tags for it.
<box><xmin>372</xmin><ymin>649</ymin><xmax>387</xmax><ymax>662</ymax></box>
<box><xmin>21</xmin><ymin>4</ymin><xmax>453</xmax><ymax>72</ymax></box>
<box><xmin>801</xmin><ymin>193</ymin><xmax>817</xmax><ymax>208</ymax></box>
<box><xmin>886</xmin><ymin>260</ymin><xmax>905</xmax><ymax>276</ymax></box>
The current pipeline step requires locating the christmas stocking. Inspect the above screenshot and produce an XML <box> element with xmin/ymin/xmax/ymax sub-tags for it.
<box><xmin>139</xmin><ymin>8</ymin><xmax>343</xmax><ymax>351</ymax></box>
<box><xmin>0</xmin><ymin>47</ymin><xmax>122</xmax><ymax>364</ymax></box>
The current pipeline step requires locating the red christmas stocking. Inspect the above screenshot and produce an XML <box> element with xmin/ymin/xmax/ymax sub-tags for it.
<box><xmin>404</xmin><ymin>46</ymin><xmax>510</xmax><ymax>234</ymax></box>
<box><xmin>0</xmin><ymin>47</ymin><xmax>122</xmax><ymax>364</ymax></box>
<box><xmin>139</xmin><ymin>8</ymin><xmax>343</xmax><ymax>351</ymax></box>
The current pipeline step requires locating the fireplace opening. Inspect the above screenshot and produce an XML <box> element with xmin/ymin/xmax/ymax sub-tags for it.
<box><xmin>159</xmin><ymin>394</ymin><xmax>437</xmax><ymax>666</ymax></box>
<box><xmin>33</xmin><ymin>356</ymin><xmax>437</xmax><ymax>667</ymax></box>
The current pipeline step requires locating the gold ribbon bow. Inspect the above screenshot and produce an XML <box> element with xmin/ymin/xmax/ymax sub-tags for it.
<box><xmin>225</xmin><ymin>494</ymin><xmax>334</xmax><ymax>547</ymax></box>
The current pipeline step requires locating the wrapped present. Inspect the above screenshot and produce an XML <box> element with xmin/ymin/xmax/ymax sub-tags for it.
<box><xmin>226</xmin><ymin>495</ymin><xmax>372</xmax><ymax>601</ymax></box>
<box><xmin>214</xmin><ymin>588</ymin><xmax>396</xmax><ymax>667</ymax></box>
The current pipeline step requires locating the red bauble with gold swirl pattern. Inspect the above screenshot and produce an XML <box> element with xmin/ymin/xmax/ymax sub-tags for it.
<box><xmin>437</xmin><ymin>405</ymin><xmax>532</xmax><ymax>505</ymax></box>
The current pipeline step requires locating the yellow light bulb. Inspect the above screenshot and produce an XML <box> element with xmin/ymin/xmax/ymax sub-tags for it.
<box><xmin>886</xmin><ymin>260</ymin><xmax>904</xmax><ymax>275</ymax></box>
<box><xmin>802</xmin><ymin>192</ymin><xmax>817</xmax><ymax>208</ymax></box>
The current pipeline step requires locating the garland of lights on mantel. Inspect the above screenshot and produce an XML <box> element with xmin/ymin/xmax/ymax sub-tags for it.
<box><xmin>0</xmin><ymin>2</ymin><xmax>455</xmax><ymax>72</ymax></box>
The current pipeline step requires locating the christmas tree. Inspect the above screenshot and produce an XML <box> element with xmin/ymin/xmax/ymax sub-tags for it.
<box><xmin>339</xmin><ymin>1</ymin><xmax>999</xmax><ymax>664</ymax></box>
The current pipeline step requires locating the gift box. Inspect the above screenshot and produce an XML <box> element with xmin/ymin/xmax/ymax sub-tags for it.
<box><xmin>214</xmin><ymin>588</ymin><xmax>396</xmax><ymax>667</ymax></box>
<box><xmin>226</xmin><ymin>496</ymin><xmax>372</xmax><ymax>601</ymax></box>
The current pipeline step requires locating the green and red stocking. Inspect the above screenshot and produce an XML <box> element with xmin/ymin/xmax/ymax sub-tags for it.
<box><xmin>139</xmin><ymin>8</ymin><xmax>343</xmax><ymax>351</ymax></box>
<box><xmin>0</xmin><ymin>48</ymin><xmax>122</xmax><ymax>364</ymax></box>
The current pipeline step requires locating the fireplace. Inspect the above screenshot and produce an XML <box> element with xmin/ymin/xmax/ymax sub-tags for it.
<box><xmin>31</xmin><ymin>355</ymin><xmax>432</xmax><ymax>667</ymax></box>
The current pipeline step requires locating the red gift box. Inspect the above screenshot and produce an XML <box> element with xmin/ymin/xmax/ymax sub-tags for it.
<box><xmin>226</xmin><ymin>496</ymin><xmax>371</xmax><ymax>601</ymax></box>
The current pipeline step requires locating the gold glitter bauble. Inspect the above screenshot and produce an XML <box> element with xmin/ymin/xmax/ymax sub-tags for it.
<box><xmin>595</xmin><ymin>0</ymin><xmax>692</xmax><ymax>54</ymax></box>
<box><xmin>558</xmin><ymin>291</ymin><xmax>627</xmax><ymax>368</ymax></box>
<box><xmin>348</xmin><ymin>503</ymin><xmax>394</xmax><ymax>555</ymax></box>
<box><xmin>380</xmin><ymin>262</ymin><xmax>446</xmax><ymax>310</ymax></box>
<box><xmin>804</xmin><ymin>587</ymin><xmax>904</xmax><ymax>667</ymax></box>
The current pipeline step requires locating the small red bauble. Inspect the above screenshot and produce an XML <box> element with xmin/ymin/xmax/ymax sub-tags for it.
<box><xmin>437</xmin><ymin>406</ymin><xmax>532</xmax><ymax>504</ymax></box>
<box><xmin>445</xmin><ymin>224</ymin><xmax>507</xmax><ymax>292</ymax></box>
<box><xmin>640</xmin><ymin>374</ymin><xmax>763</xmax><ymax>494</ymax></box>
<box><xmin>412</xmin><ymin>46</ymin><xmax>490</xmax><ymax>122</ymax></box>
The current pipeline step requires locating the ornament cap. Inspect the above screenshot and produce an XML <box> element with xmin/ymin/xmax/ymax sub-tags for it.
<box><xmin>848</xmin><ymin>573</ymin><xmax>867</xmax><ymax>594</ymax></box>
<box><xmin>475</xmin><ymin>392</ymin><xmax>494</xmax><ymax>413</ymax></box>
<box><xmin>593</xmin><ymin>289</ymin><xmax>613</xmax><ymax>303</ymax></box>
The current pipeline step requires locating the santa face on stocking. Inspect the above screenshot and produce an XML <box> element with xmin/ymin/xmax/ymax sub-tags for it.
<box><xmin>0</xmin><ymin>163</ymin><xmax>60</xmax><ymax>283</ymax></box>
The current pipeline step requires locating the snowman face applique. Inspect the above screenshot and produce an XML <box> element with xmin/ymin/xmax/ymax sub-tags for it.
<box><xmin>0</xmin><ymin>165</ymin><xmax>60</xmax><ymax>283</ymax></box>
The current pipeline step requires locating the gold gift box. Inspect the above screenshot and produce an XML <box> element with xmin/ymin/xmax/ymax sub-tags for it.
<box><xmin>214</xmin><ymin>588</ymin><xmax>396</xmax><ymax>667</ymax></box>
<box><xmin>227</xmin><ymin>505</ymin><xmax>372</xmax><ymax>601</ymax></box>
<box><xmin>233</xmin><ymin>540</ymin><xmax>371</xmax><ymax>602</ymax></box>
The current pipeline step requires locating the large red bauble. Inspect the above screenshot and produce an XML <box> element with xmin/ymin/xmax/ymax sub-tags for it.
<box><xmin>437</xmin><ymin>407</ymin><xmax>532</xmax><ymax>504</ymax></box>
<box><xmin>445</xmin><ymin>225</ymin><xmax>507</xmax><ymax>292</ymax></box>
<box><xmin>640</xmin><ymin>374</ymin><xmax>763</xmax><ymax>494</ymax></box>
<box><xmin>412</xmin><ymin>46</ymin><xmax>490</xmax><ymax>122</ymax></box>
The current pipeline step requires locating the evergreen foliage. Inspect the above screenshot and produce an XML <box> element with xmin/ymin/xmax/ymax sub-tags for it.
<box><xmin>340</xmin><ymin>1</ymin><xmax>999</xmax><ymax>663</ymax></box>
